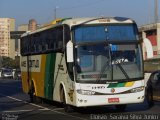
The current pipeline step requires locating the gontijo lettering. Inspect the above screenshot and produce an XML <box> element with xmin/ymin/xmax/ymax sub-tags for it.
<box><xmin>21</xmin><ymin>60</ymin><xmax>39</xmax><ymax>68</ymax></box>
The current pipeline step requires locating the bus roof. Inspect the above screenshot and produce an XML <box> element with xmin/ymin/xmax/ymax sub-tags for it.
<box><xmin>21</xmin><ymin>17</ymin><xmax>135</xmax><ymax>38</ymax></box>
<box><xmin>62</xmin><ymin>17</ymin><xmax>134</xmax><ymax>26</ymax></box>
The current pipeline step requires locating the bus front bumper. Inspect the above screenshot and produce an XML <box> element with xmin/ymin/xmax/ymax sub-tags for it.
<box><xmin>75</xmin><ymin>91</ymin><xmax>145</xmax><ymax>107</ymax></box>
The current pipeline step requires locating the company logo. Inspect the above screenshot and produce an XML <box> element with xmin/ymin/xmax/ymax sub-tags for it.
<box><xmin>111</xmin><ymin>88</ymin><xmax>115</xmax><ymax>93</ymax></box>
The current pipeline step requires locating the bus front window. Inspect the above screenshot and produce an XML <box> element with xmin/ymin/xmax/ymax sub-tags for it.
<box><xmin>73</xmin><ymin>24</ymin><xmax>143</xmax><ymax>82</ymax></box>
<box><xmin>75</xmin><ymin>44</ymin><xmax>143</xmax><ymax>82</ymax></box>
<box><xmin>76</xmin><ymin>44</ymin><xmax>112</xmax><ymax>81</ymax></box>
<box><xmin>111</xmin><ymin>44</ymin><xmax>143</xmax><ymax>80</ymax></box>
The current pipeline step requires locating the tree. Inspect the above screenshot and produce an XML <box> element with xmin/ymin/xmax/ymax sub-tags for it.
<box><xmin>0</xmin><ymin>56</ymin><xmax>20</xmax><ymax>69</ymax></box>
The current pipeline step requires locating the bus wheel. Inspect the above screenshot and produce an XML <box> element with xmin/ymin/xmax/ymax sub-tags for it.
<box><xmin>146</xmin><ymin>86</ymin><xmax>154</xmax><ymax>108</ymax></box>
<box><xmin>29</xmin><ymin>82</ymin><xmax>42</xmax><ymax>103</ymax></box>
<box><xmin>115</xmin><ymin>104</ymin><xmax>127</xmax><ymax>112</ymax></box>
<box><xmin>61</xmin><ymin>89</ymin><xmax>73</xmax><ymax>113</ymax></box>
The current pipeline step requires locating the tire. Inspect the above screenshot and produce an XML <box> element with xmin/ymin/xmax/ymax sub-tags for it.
<box><xmin>146</xmin><ymin>87</ymin><xmax>154</xmax><ymax>108</ymax></box>
<box><xmin>29</xmin><ymin>82</ymin><xmax>35</xmax><ymax>103</ymax></box>
<box><xmin>60</xmin><ymin>89</ymin><xmax>73</xmax><ymax>113</ymax></box>
<box><xmin>115</xmin><ymin>104</ymin><xmax>127</xmax><ymax>112</ymax></box>
<box><xmin>29</xmin><ymin>81</ymin><xmax>42</xmax><ymax>103</ymax></box>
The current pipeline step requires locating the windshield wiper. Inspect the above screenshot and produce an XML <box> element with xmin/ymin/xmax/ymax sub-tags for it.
<box><xmin>96</xmin><ymin>60</ymin><xmax>111</xmax><ymax>83</ymax></box>
<box><xmin>116</xmin><ymin>63</ymin><xmax>130</xmax><ymax>80</ymax></box>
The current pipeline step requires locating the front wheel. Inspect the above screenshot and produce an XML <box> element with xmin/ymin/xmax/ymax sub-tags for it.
<box><xmin>146</xmin><ymin>86</ymin><xmax>154</xmax><ymax>108</ymax></box>
<box><xmin>60</xmin><ymin>89</ymin><xmax>73</xmax><ymax>113</ymax></box>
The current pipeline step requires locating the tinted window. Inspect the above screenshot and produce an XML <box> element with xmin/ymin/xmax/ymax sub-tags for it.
<box><xmin>21</xmin><ymin>37</ymin><xmax>30</xmax><ymax>55</ymax></box>
<box><xmin>21</xmin><ymin>25</ymin><xmax>71</xmax><ymax>56</ymax></box>
<box><xmin>74</xmin><ymin>24</ymin><xmax>138</xmax><ymax>43</ymax></box>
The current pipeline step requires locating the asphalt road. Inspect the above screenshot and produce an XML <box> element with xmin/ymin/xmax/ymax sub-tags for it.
<box><xmin>0</xmin><ymin>79</ymin><xmax>160</xmax><ymax>120</ymax></box>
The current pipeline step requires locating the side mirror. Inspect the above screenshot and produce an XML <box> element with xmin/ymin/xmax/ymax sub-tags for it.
<box><xmin>66</xmin><ymin>40</ymin><xmax>74</xmax><ymax>62</ymax></box>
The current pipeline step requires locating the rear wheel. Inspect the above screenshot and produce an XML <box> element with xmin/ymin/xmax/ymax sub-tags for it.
<box><xmin>115</xmin><ymin>104</ymin><xmax>127</xmax><ymax>112</ymax></box>
<box><xmin>60</xmin><ymin>89</ymin><xmax>73</xmax><ymax>113</ymax></box>
<box><xmin>29</xmin><ymin>81</ymin><xmax>42</xmax><ymax>103</ymax></box>
<box><xmin>146</xmin><ymin>86</ymin><xmax>154</xmax><ymax>108</ymax></box>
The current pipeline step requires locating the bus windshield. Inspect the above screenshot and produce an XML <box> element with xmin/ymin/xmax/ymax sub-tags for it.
<box><xmin>73</xmin><ymin>24</ymin><xmax>143</xmax><ymax>82</ymax></box>
<box><xmin>76</xmin><ymin>43</ymin><xmax>143</xmax><ymax>82</ymax></box>
<box><xmin>74</xmin><ymin>24</ymin><xmax>138</xmax><ymax>43</ymax></box>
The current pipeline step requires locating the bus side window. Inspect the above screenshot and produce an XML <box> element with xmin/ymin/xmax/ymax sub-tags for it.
<box><xmin>27</xmin><ymin>45</ymin><xmax>30</xmax><ymax>54</ymax></box>
<box><xmin>35</xmin><ymin>38</ymin><xmax>39</xmax><ymax>53</ymax></box>
<box><xmin>56</xmin><ymin>27</ymin><xmax>63</xmax><ymax>50</ymax></box>
<box><xmin>21</xmin><ymin>38</ymin><xmax>24</xmax><ymax>55</ymax></box>
<box><xmin>45</xmin><ymin>43</ymin><xmax>49</xmax><ymax>50</ymax></box>
<box><xmin>50</xmin><ymin>42</ymin><xmax>54</xmax><ymax>50</ymax></box>
<box><xmin>48</xmin><ymin>38</ymin><xmax>53</xmax><ymax>50</ymax></box>
<box><xmin>21</xmin><ymin>37</ymin><xmax>30</xmax><ymax>55</ymax></box>
<box><xmin>31</xmin><ymin>36</ymin><xmax>36</xmax><ymax>53</ymax></box>
<box><xmin>39</xmin><ymin>45</ymin><xmax>42</xmax><ymax>52</ymax></box>
<box><xmin>51</xmin><ymin>29</ymin><xmax>56</xmax><ymax>51</ymax></box>
<box><xmin>47</xmin><ymin>30</ymin><xmax>54</xmax><ymax>50</ymax></box>
<box><xmin>33</xmin><ymin>33</ymin><xmax>39</xmax><ymax>53</ymax></box>
<box><xmin>54</xmin><ymin>42</ymin><xmax>58</xmax><ymax>50</ymax></box>
<box><xmin>38</xmin><ymin>38</ymin><xmax>42</xmax><ymax>52</ymax></box>
<box><xmin>45</xmin><ymin>33</ymin><xmax>50</xmax><ymax>51</ymax></box>
<box><xmin>41</xmin><ymin>32</ymin><xmax>46</xmax><ymax>52</ymax></box>
<box><xmin>42</xmin><ymin>44</ymin><xmax>46</xmax><ymax>51</ymax></box>
<box><xmin>64</xmin><ymin>25</ymin><xmax>71</xmax><ymax>46</ymax></box>
<box><xmin>58</xmin><ymin>41</ymin><xmax>63</xmax><ymax>49</ymax></box>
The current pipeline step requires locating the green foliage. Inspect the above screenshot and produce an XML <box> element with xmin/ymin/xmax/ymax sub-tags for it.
<box><xmin>0</xmin><ymin>56</ymin><xmax>20</xmax><ymax>69</ymax></box>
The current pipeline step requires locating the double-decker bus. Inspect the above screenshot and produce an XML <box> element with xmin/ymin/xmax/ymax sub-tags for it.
<box><xmin>20</xmin><ymin>17</ymin><xmax>144</xmax><ymax>112</ymax></box>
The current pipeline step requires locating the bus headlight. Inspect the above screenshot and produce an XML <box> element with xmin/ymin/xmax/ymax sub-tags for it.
<box><xmin>77</xmin><ymin>90</ymin><xmax>95</xmax><ymax>95</ymax></box>
<box><xmin>131</xmin><ymin>86</ymin><xmax>144</xmax><ymax>93</ymax></box>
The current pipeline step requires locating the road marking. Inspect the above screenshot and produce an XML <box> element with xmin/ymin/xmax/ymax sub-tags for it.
<box><xmin>2</xmin><ymin>108</ymin><xmax>48</xmax><ymax>113</ymax></box>
<box><xmin>0</xmin><ymin>93</ymin><xmax>49</xmax><ymax>109</ymax></box>
<box><xmin>2</xmin><ymin>108</ymin><xmax>87</xmax><ymax>120</ymax></box>
<box><xmin>0</xmin><ymin>93</ymin><xmax>87</xmax><ymax>120</ymax></box>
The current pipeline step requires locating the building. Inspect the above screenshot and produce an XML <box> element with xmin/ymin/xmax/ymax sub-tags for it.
<box><xmin>16</xmin><ymin>24</ymin><xmax>29</xmax><ymax>56</ymax></box>
<box><xmin>18</xmin><ymin>24</ymin><xmax>28</xmax><ymax>31</ymax></box>
<box><xmin>0</xmin><ymin>18</ymin><xmax>15</xmax><ymax>59</ymax></box>
<box><xmin>139</xmin><ymin>23</ymin><xmax>160</xmax><ymax>60</ymax></box>
<box><xmin>28</xmin><ymin>19</ymin><xmax>37</xmax><ymax>31</ymax></box>
<box><xmin>16</xmin><ymin>19</ymin><xmax>40</xmax><ymax>56</ymax></box>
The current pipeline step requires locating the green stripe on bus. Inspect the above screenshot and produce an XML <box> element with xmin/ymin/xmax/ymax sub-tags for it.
<box><xmin>44</xmin><ymin>53</ymin><xmax>56</xmax><ymax>100</ymax></box>
<box><xmin>108</xmin><ymin>83</ymin><xmax>117</xmax><ymax>88</ymax></box>
<box><xmin>107</xmin><ymin>82</ymin><xmax>126</xmax><ymax>88</ymax></box>
<box><xmin>117</xmin><ymin>82</ymin><xmax>126</xmax><ymax>87</ymax></box>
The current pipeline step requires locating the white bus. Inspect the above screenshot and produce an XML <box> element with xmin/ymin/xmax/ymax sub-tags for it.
<box><xmin>20</xmin><ymin>17</ymin><xmax>145</xmax><ymax>112</ymax></box>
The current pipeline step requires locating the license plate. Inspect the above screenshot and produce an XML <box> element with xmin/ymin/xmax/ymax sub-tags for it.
<box><xmin>108</xmin><ymin>98</ymin><xmax>119</xmax><ymax>103</ymax></box>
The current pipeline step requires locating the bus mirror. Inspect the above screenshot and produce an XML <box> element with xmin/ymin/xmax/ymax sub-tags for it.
<box><xmin>66</xmin><ymin>40</ymin><xmax>74</xmax><ymax>62</ymax></box>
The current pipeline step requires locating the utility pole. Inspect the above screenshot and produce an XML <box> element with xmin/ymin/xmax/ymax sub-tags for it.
<box><xmin>54</xmin><ymin>6</ymin><xmax>59</xmax><ymax>20</ymax></box>
<box><xmin>54</xmin><ymin>8</ymin><xmax>56</xmax><ymax>20</ymax></box>
<box><xmin>154</xmin><ymin>0</ymin><xmax>158</xmax><ymax>23</ymax></box>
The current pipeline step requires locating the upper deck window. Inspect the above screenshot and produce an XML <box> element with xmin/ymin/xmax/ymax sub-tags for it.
<box><xmin>74</xmin><ymin>24</ymin><xmax>138</xmax><ymax>43</ymax></box>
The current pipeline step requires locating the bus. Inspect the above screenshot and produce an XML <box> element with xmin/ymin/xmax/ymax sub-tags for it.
<box><xmin>20</xmin><ymin>17</ymin><xmax>144</xmax><ymax>112</ymax></box>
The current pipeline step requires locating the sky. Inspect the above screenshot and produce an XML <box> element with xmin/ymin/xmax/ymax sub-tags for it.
<box><xmin>0</xmin><ymin>0</ymin><xmax>160</xmax><ymax>28</ymax></box>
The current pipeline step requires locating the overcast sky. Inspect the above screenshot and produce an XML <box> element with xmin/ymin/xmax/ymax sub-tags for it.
<box><xmin>0</xmin><ymin>0</ymin><xmax>159</xmax><ymax>27</ymax></box>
